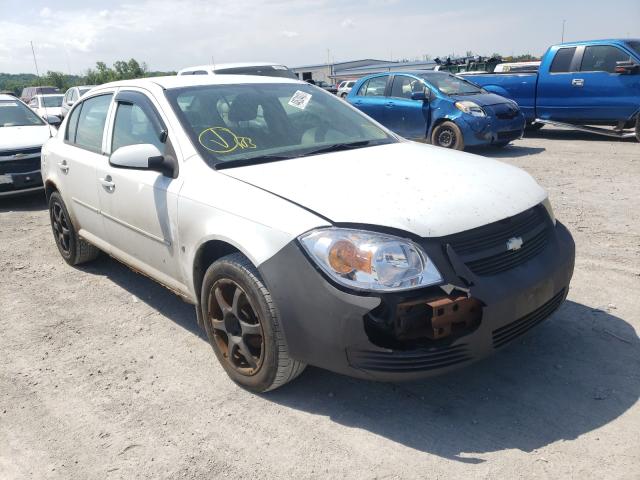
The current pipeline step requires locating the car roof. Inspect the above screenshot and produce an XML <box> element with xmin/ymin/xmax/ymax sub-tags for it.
<box><xmin>178</xmin><ymin>62</ymin><xmax>285</xmax><ymax>73</ymax></box>
<box><xmin>34</xmin><ymin>93</ymin><xmax>64</xmax><ymax>98</ymax></box>
<box><xmin>91</xmin><ymin>74</ymin><xmax>303</xmax><ymax>92</ymax></box>
<box><xmin>0</xmin><ymin>94</ymin><xmax>19</xmax><ymax>101</ymax></box>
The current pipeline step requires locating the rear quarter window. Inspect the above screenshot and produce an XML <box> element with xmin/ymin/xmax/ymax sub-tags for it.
<box><xmin>549</xmin><ymin>47</ymin><xmax>577</xmax><ymax>73</ymax></box>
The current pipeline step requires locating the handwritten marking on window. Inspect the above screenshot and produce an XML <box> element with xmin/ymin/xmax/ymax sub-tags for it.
<box><xmin>198</xmin><ymin>127</ymin><xmax>256</xmax><ymax>154</ymax></box>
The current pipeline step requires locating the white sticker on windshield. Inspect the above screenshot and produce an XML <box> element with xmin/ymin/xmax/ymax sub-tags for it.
<box><xmin>0</xmin><ymin>102</ymin><xmax>18</xmax><ymax>107</ymax></box>
<box><xmin>288</xmin><ymin>90</ymin><xmax>312</xmax><ymax>110</ymax></box>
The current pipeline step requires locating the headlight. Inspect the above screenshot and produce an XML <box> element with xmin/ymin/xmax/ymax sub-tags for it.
<box><xmin>455</xmin><ymin>101</ymin><xmax>486</xmax><ymax>117</ymax></box>
<box><xmin>299</xmin><ymin>228</ymin><xmax>443</xmax><ymax>292</ymax></box>
<box><xmin>542</xmin><ymin>197</ymin><xmax>556</xmax><ymax>225</ymax></box>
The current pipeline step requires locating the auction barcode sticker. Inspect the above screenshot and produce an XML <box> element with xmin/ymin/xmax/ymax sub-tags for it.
<box><xmin>288</xmin><ymin>90</ymin><xmax>312</xmax><ymax>110</ymax></box>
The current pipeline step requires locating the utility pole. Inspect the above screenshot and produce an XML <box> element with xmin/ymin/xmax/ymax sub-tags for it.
<box><xmin>561</xmin><ymin>19</ymin><xmax>566</xmax><ymax>43</ymax></box>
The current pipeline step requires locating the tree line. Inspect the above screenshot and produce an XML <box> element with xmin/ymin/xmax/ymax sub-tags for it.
<box><xmin>0</xmin><ymin>58</ymin><xmax>175</xmax><ymax>95</ymax></box>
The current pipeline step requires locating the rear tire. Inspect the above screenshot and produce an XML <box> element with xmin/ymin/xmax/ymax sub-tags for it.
<box><xmin>48</xmin><ymin>191</ymin><xmax>100</xmax><ymax>266</ymax></box>
<box><xmin>635</xmin><ymin>116</ymin><xmax>640</xmax><ymax>143</ymax></box>
<box><xmin>431</xmin><ymin>121</ymin><xmax>464</xmax><ymax>150</ymax></box>
<box><xmin>201</xmin><ymin>253</ymin><xmax>306</xmax><ymax>393</ymax></box>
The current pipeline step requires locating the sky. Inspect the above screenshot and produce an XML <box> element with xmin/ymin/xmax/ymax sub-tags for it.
<box><xmin>0</xmin><ymin>0</ymin><xmax>639</xmax><ymax>75</ymax></box>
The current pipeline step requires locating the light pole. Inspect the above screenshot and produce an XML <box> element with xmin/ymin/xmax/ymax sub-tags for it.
<box><xmin>561</xmin><ymin>19</ymin><xmax>566</xmax><ymax>43</ymax></box>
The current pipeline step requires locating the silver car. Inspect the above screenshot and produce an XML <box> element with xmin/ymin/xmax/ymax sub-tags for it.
<box><xmin>41</xmin><ymin>74</ymin><xmax>574</xmax><ymax>393</ymax></box>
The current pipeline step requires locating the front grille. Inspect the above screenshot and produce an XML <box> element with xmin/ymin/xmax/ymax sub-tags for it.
<box><xmin>489</xmin><ymin>103</ymin><xmax>519</xmax><ymax>120</ymax></box>
<box><xmin>348</xmin><ymin>344</ymin><xmax>472</xmax><ymax>372</ymax></box>
<box><xmin>0</xmin><ymin>146</ymin><xmax>41</xmax><ymax>158</ymax></box>
<box><xmin>492</xmin><ymin>289</ymin><xmax>566</xmax><ymax>349</ymax></box>
<box><xmin>446</xmin><ymin>205</ymin><xmax>551</xmax><ymax>276</ymax></box>
<box><xmin>0</xmin><ymin>157</ymin><xmax>41</xmax><ymax>174</ymax></box>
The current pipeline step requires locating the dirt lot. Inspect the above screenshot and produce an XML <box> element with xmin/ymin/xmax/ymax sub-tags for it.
<box><xmin>1</xmin><ymin>128</ymin><xmax>639</xmax><ymax>479</ymax></box>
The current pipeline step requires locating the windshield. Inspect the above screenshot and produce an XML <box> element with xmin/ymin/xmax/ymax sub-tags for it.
<box><xmin>419</xmin><ymin>72</ymin><xmax>484</xmax><ymax>95</ymax></box>
<box><xmin>42</xmin><ymin>95</ymin><xmax>63</xmax><ymax>107</ymax></box>
<box><xmin>627</xmin><ymin>41</ymin><xmax>640</xmax><ymax>57</ymax></box>
<box><xmin>166</xmin><ymin>83</ymin><xmax>395</xmax><ymax>167</ymax></box>
<box><xmin>214</xmin><ymin>66</ymin><xmax>298</xmax><ymax>80</ymax></box>
<box><xmin>0</xmin><ymin>100</ymin><xmax>45</xmax><ymax>127</ymax></box>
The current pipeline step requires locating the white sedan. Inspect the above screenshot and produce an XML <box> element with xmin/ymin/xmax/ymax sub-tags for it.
<box><xmin>41</xmin><ymin>74</ymin><xmax>575</xmax><ymax>392</ymax></box>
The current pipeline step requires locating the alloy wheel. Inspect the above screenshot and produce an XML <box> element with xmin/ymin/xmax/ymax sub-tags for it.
<box><xmin>51</xmin><ymin>201</ymin><xmax>71</xmax><ymax>255</ymax></box>
<box><xmin>207</xmin><ymin>279</ymin><xmax>265</xmax><ymax>375</ymax></box>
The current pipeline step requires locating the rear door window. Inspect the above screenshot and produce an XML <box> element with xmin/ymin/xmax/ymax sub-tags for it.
<box><xmin>580</xmin><ymin>45</ymin><xmax>632</xmax><ymax>73</ymax></box>
<box><xmin>549</xmin><ymin>47</ymin><xmax>577</xmax><ymax>73</ymax></box>
<box><xmin>73</xmin><ymin>94</ymin><xmax>113</xmax><ymax>153</ymax></box>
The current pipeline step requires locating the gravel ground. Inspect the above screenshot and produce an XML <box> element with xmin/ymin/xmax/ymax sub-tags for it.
<box><xmin>1</xmin><ymin>127</ymin><xmax>639</xmax><ymax>479</ymax></box>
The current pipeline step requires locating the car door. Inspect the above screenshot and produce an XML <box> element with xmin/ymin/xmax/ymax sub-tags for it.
<box><xmin>349</xmin><ymin>75</ymin><xmax>390</xmax><ymax>125</ymax></box>
<box><xmin>568</xmin><ymin>44</ymin><xmax>640</xmax><ymax>122</ymax></box>
<box><xmin>536</xmin><ymin>46</ymin><xmax>580</xmax><ymax>121</ymax></box>
<box><xmin>385</xmin><ymin>75</ymin><xmax>430</xmax><ymax>139</ymax></box>
<box><xmin>96</xmin><ymin>89</ymin><xmax>184</xmax><ymax>288</ymax></box>
<box><xmin>50</xmin><ymin>93</ymin><xmax>112</xmax><ymax>243</ymax></box>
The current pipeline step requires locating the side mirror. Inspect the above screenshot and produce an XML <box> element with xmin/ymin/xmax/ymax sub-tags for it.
<box><xmin>45</xmin><ymin>115</ymin><xmax>61</xmax><ymax>126</ymax></box>
<box><xmin>110</xmin><ymin>143</ymin><xmax>170</xmax><ymax>174</ymax></box>
<box><xmin>66</xmin><ymin>100</ymin><xmax>74</xmax><ymax>106</ymax></box>
<box><xmin>411</xmin><ymin>91</ymin><xmax>427</xmax><ymax>101</ymax></box>
<box><xmin>615</xmin><ymin>60</ymin><xmax>640</xmax><ymax>74</ymax></box>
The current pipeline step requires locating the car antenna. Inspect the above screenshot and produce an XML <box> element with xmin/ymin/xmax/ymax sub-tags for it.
<box><xmin>30</xmin><ymin>40</ymin><xmax>54</xmax><ymax>138</ymax></box>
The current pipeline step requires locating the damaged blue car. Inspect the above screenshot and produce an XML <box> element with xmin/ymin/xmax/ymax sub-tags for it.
<box><xmin>346</xmin><ymin>71</ymin><xmax>525</xmax><ymax>150</ymax></box>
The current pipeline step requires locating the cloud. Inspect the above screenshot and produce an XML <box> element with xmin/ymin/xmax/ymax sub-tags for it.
<box><xmin>340</xmin><ymin>18</ymin><xmax>356</xmax><ymax>28</ymax></box>
<box><xmin>39</xmin><ymin>7</ymin><xmax>52</xmax><ymax>18</ymax></box>
<box><xmin>280</xmin><ymin>30</ymin><xmax>300</xmax><ymax>38</ymax></box>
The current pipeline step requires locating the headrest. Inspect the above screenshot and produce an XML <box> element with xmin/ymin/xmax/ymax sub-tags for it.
<box><xmin>228</xmin><ymin>93</ymin><xmax>260</xmax><ymax>122</ymax></box>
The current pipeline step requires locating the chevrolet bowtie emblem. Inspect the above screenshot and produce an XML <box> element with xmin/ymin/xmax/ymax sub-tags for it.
<box><xmin>506</xmin><ymin>236</ymin><xmax>524</xmax><ymax>251</ymax></box>
<box><xmin>13</xmin><ymin>153</ymin><xmax>25</xmax><ymax>159</ymax></box>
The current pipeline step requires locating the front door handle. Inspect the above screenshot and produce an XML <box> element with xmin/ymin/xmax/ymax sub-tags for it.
<box><xmin>385</xmin><ymin>101</ymin><xmax>394</xmax><ymax>108</ymax></box>
<box><xmin>572</xmin><ymin>78</ymin><xmax>584</xmax><ymax>87</ymax></box>
<box><xmin>57</xmin><ymin>160</ymin><xmax>69</xmax><ymax>173</ymax></box>
<box><xmin>99</xmin><ymin>175</ymin><xmax>115</xmax><ymax>192</ymax></box>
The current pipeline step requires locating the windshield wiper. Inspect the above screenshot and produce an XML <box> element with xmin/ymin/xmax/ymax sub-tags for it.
<box><xmin>302</xmin><ymin>140</ymin><xmax>378</xmax><ymax>157</ymax></box>
<box><xmin>215</xmin><ymin>154</ymin><xmax>294</xmax><ymax>169</ymax></box>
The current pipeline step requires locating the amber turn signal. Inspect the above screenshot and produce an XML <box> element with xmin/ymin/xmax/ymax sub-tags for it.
<box><xmin>328</xmin><ymin>239</ymin><xmax>372</xmax><ymax>274</ymax></box>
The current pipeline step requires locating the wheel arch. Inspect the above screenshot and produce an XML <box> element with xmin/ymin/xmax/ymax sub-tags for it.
<box><xmin>44</xmin><ymin>179</ymin><xmax>59</xmax><ymax>202</ymax></box>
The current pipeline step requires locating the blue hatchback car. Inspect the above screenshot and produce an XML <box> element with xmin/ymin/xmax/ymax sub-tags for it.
<box><xmin>346</xmin><ymin>71</ymin><xmax>526</xmax><ymax>150</ymax></box>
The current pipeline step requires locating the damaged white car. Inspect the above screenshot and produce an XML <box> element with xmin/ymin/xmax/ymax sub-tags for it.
<box><xmin>41</xmin><ymin>75</ymin><xmax>575</xmax><ymax>392</ymax></box>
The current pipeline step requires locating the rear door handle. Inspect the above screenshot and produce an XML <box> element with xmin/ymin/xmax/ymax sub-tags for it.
<box><xmin>57</xmin><ymin>160</ymin><xmax>69</xmax><ymax>173</ymax></box>
<box><xmin>99</xmin><ymin>175</ymin><xmax>115</xmax><ymax>192</ymax></box>
<box><xmin>572</xmin><ymin>78</ymin><xmax>584</xmax><ymax>87</ymax></box>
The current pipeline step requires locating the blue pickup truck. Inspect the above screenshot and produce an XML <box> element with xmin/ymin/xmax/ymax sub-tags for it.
<box><xmin>462</xmin><ymin>39</ymin><xmax>640</xmax><ymax>141</ymax></box>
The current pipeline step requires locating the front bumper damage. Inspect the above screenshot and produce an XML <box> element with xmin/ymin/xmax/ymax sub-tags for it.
<box><xmin>258</xmin><ymin>216</ymin><xmax>575</xmax><ymax>382</ymax></box>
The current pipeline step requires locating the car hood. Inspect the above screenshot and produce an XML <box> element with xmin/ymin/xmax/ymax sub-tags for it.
<box><xmin>221</xmin><ymin>142</ymin><xmax>547</xmax><ymax>238</ymax></box>
<box><xmin>451</xmin><ymin>92</ymin><xmax>513</xmax><ymax>107</ymax></box>
<box><xmin>0</xmin><ymin>124</ymin><xmax>52</xmax><ymax>151</ymax></box>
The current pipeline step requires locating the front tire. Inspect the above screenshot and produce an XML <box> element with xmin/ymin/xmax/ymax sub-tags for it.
<box><xmin>48</xmin><ymin>191</ymin><xmax>100</xmax><ymax>266</ymax></box>
<box><xmin>431</xmin><ymin>121</ymin><xmax>464</xmax><ymax>150</ymax></box>
<box><xmin>635</xmin><ymin>116</ymin><xmax>640</xmax><ymax>143</ymax></box>
<box><xmin>201</xmin><ymin>253</ymin><xmax>306</xmax><ymax>392</ymax></box>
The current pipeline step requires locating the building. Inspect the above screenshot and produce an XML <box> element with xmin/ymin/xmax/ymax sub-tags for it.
<box><xmin>332</xmin><ymin>60</ymin><xmax>438</xmax><ymax>82</ymax></box>
<box><xmin>291</xmin><ymin>59</ymin><xmax>389</xmax><ymax>84</ymax></box>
